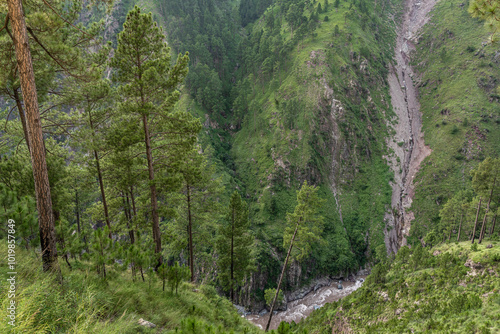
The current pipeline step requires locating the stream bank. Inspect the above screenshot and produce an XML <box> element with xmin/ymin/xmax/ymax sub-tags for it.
<box><xmin>242</xmin><ymin>274</ymin><xmax>367</xmax><ymax>330</ymax></box>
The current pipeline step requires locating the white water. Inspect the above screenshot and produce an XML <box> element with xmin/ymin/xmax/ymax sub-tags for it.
<box><xmin>245</xmin><ymin>277</ymin><xmax>365</xmax><ymax>330</ymax></box>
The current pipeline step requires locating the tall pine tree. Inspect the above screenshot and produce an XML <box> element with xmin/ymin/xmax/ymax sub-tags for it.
<box><xmin>216</xmin><ymin>191</ymin><xmax>254</xmax><ymax>303</ymax></box>
<box><xmin>112</xmin><ymin>6</ymin><xmax>200</xmax><ymax>268</ymax></box>
<box><xmin>266</xmin><ymin>181</ymin><xmax>325</xmax><ymax>331</ymax></box>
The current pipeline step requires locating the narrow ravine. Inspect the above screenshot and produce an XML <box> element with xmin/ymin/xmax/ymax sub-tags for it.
<box><xmin>244</xmin><ymin>276</ymin><xmax>366</xmax><ymax>330</ymax></box>
<box><xmin>385</xmin><ymin>0</ymin><xmax>435</xmax><ymax>253</ymax></box>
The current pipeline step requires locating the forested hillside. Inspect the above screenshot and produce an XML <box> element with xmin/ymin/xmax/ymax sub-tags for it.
<box><xmin>154</xmin><ymin>0</ymin><xmax>403</xmax><ymax>307</ymax></box>
<box><xmin>409</xmin><ymin>0</ymin><xmax>500</xmax><ymax>244</ymax></box>
<box><xmin>1</xmin><ymin>0</ymin><xmax>499</xmax><ymax>332</ymax></box>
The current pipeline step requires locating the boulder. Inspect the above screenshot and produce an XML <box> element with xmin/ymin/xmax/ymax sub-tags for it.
<box><xmin>337</xmin><ymin>284</ymin><xmax>343</xmax><ymax>290</ymax></box>
<box><xmin>138</xmin><ymin>318</ymin><xmax>156</xmax><ymax>328</ymax></box>
<box><xmin>486</xmin><ymin>244</ymin><xmax>493</xmax><ymax>249</ymax></box>
<box><xmin>464</xmin><ymin>259</ymin><xmax>483</xmax><ymax>269</ymax></box>
<box><xmin>233</xmin><ymin>305</ymin><xmax>246</xmax><ymax>315</ymax></box>
<box><xmin>286</xmin><ymin>277</ymin><xmax>331</xmax><ymax>302</ymax></box>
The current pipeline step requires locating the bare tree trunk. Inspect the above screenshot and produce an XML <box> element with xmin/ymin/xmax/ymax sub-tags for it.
<box><xmin>479</xmin><ymin>177</ymin><xmax>496</xmax><ymax>243</ymax></box>
<box><xmin>93</xmin><ymin>149</ymin><xmax>111</xmax><ymax>238</ymax></box>
<box><xmin>266</xmin><ymin>218</ymin><xmax>301</xmax><ymax>332</ymax></box>
<box><xmin>457</xmin><ymin>211</ymin><xmax>463</xmax><ymax>242</ymax></box>
<box><xmin>187</xmin><ymin>183</ymin><xmax>194</xmax><ymax>282</ymax></box>
<box><xmin>75</xmin><ymin>188</ymin><xmax>81</xmax><ymax>234</ymax></box>
<box><xmin>130</xmin><ymin>186</ymin><xmax>137</xmax><ymax>216</ymax></box>
<box><xmin>230</xmin><ymin>205</ymin><xmax>235</xmax><ymax>303</ymax></box>
<box><xmin>142</xmin><ymin>114</ymin><xmax>162</xmax><ymax>268</ymax></box>
<box><xmin>490</xmin><ymin>213</ymin><xmax>497</xmax><ymax>236</ymax></box>
<box><xmin>13</xmin><ymin>88</ymin><xmax>30</xmax><ymax>153</ymax></box>
<box><xmin>122</xmin><ymin>194</ymin><xmax>134</xmax><ymax>244</ymax></box>
<box><xmin>7</xmin><ymin>0</ymin><xmax>58</xmax><ymax>272</ymax></box>
<box><xmin>88</xmin><ymin>111</ymin><xmax>111</xmax><ymax>238</ymax></box>
<box><xmin>125</xmin><ymin>192</ymin><xmax>135</xmax><ymax>244</ymax></box>
<box><xmin>471</xmin><ymin>198</ymin><xmax>482</xmax><ymax>244</ymax></box>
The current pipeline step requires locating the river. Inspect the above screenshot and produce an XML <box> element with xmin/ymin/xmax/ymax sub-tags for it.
<box><xmin>244</xmin><ymin>276</ymin><xmax>366</xmax><ymax>330</ymax></box>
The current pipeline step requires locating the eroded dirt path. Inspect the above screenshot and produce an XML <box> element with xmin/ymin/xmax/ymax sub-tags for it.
<box><xmin>385</xmin><ymin>0</ymin><xmax>436</xmax><ymax>253</ymax></box>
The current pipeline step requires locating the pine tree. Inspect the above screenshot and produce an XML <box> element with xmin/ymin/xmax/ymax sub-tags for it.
<box><xmin>266</xmin><ymin>181</ymin><xmax>325</xmax><ymax>331</ymax></box>
<box><xmin>471</xmin><ymin>157</ymin><xmax>499</xmax><ymax>243</ymax></box>
<box><xmin>469</xmin><ymin>0</ymin><xmax>500</xmax><ymax>43</ymax></box>
<box><xmin>112</xmin><ymin>6</ymin><xmax>200</xmax><ymax>268</ymax></box>
<box><xmin>90</xmin><ymin>226</ymin><xmax>113</xmax><ymax>278</ymax></box>
<box><xmin>216</xmin><ymin>191</ymin><xmax>254</xmax><ymax>303</ymax></box>
<box><xmin>176</xmin><ymin>148</ymin><xmax>224</xmax><ymax>282</ymax></box>
<box><xmin>5</xmin><ymin>0</ymin><xmax>58</xmax><ymax>272</ymax></box>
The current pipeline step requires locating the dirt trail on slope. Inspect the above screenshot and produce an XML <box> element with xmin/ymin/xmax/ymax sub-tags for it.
<box><xmin>385</xmin><ymin>0</ymin><xmax>436</xmax><ymax>253</ymax></box>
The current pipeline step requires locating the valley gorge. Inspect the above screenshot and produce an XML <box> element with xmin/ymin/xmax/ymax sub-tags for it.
<box><xmin>0</xmin><ymin>0</ymin><xmax>499</xmax><ymax>332</ymax></box>
<box><xmin>385</xmin><ymin>0</ymin><xmax>435</xmax><ymax>253</ymax></box>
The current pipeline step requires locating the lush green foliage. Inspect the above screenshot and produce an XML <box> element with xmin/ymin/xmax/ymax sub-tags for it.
<box><xmin>0</xmin><ymin>243</ymin><xmax>261</xmax><ymax>333</ymax></box>
<box><xmin>264</xmin><ymin>288</ymin><xmax>284</xmax><ymax>307</ymax></box>
<box><xmin>216</xmin><ymin>191</ymin><xmax>255</xmax><ymax>300</ymax></box>
<box><xmin>410</xmin><ymin>0</ymin><xmax>500</xmax><ymax>243</ymax></box>
<box><xmin>292</xmin><ymin>241</ymin><xmax>500</xmax><ymax>333</ymax></box>
<box><xmin>284</xmin><ymin>181</ymin><xmax>325</xmax><ymax>262</ymax></box>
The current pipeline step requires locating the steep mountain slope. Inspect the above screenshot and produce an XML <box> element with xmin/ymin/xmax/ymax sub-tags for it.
<box><xmin>292</xmin><ymin>241</ymin><xmax>500</xmax><ymax>333</ymax></box>
<box><xmin>151</xmin><ymin>0</ymin><xmax>403</xmax><ymax>307</ymax></box>
<box><xmin>409</xmin><ymin>0</ymin><xmax>500</xmax><ymax>242</ymax></box>
<box><xmin>230</xmin><ymin>0</ymin><xmax>399</xmax><ymax>302</ymax></box>
<box><xmin>140</xmin><ymin>0</ymin><xmax>499</xmax><ymax>310</ymax></box>
<box><xmin>384</xmin><ymin>0</ymin><xmax>436</xmax><ymax>253</ymax></box>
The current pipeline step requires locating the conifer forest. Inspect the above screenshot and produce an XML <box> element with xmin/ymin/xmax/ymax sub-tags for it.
<box><xmin>0</xmin><ymin>0</ymin><xmax>499</xmax><ymax>333</ymax></box>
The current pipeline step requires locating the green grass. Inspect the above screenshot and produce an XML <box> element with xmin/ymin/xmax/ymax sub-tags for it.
<box><xmin>291</xmin><ymin>240</ymin><xmax>500</xmax><ymax>333</ymax></box>
<box><xmin>410</xmin><ymin>0</ymin><xmax>500</xmax><ymax>241</ymax></box>
<box><xmin>0</xmin><ymin>243</ymin><xmax>262</xmax><ymax>333</ymax></box>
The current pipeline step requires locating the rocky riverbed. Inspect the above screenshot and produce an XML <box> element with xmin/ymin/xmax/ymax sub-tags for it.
<box><xmin>243</xmin><ymin>276</ymin><xmax>366</xmax><ymax>330</ymax></box>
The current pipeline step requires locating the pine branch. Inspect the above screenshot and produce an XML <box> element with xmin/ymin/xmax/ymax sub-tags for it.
<box><xmin>40</xmin><ymin>0</ymin><xmax>93</xmax><ymax>38</ymax></box>
<box><xmin>26</xmin><ymin>27</ymin><xmax>88</xmax><ymax>80</ymax></box>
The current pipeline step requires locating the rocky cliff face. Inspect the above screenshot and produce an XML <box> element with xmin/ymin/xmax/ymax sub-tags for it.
<box><xmin>384</xmin><ymin>0</ymin><xmax>436</xmax><ymax>253</ymax></box>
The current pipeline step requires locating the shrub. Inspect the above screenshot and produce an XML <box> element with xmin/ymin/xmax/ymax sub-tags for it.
<box><xmin>264</xmin><ymin>288</ymin><xmax>284</xmax><ymax>308</ymax></box>
<box><xmin>466</xmin><ymin>46</ymin><xmax>476</xmax><ymax>53</ymax></box>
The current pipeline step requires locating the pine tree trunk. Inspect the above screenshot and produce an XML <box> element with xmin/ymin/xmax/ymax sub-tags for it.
<box><xmin>490</xmin><ymin>214</ymin><xmax>497</xmax><ymax>236</ymax></box>
<box><xmin>187</xmin><ymin>184</ymin><xmax>194</xmax><ymax>282</ymax></box>
<box><xmin>130</xmin><ymin>186</ymin><xmax>137</xmax><ymax>216</ymax></box>
<box><xmin>479</xmin><ymin>176</ymin><xmax>496</xmax><ymax>243</ymax></box>
<box><xmin>457</xmin><ymin>211</ymin><xmax>463</xmax><ymax>242</ymax></box>
<box><xmin>93</xmin><ymin>149</ymin><xmax>111</xmax><ymax>238</ymax></box>
<box><xmin>7</xmin><ymin>0</ymin><xmax>58</xmax><ymax>272</ymax></box>
<box><xmin>75</xmin><ymin>188</ymin><xmax>81</xmax><ymax>234</ymax></box>
<box><xmin>142</xmin><ymin>114</ymin><xmax>162</xmax><ymax>268</ymax></box>
<box><xmin>13</xmin><ymin>88</ymin><xmax>30</xmax><ymax>153</ymax></box>
<box><xmin>230</xmin><ymin>205</ymin><xmax>235</xmax><ymax>303</ymax></box>
<box><xmin>471</xmin><ymin>198</ymin><xmax>482</xmax><ymax>244</ymax></box>
<box><xmin>266</xmin><ymin>218</ymin><xmax>301</xmax><ymax>332</ymax></box>
<box><xmin>125</xmin><ymin>192</ymin><xmax>135</xmax><ymax>245</ymax></box>
<box><xmin>88</xmin><ymin>111</ymin><xmax>111</xmax><ymax>238</ymax></box>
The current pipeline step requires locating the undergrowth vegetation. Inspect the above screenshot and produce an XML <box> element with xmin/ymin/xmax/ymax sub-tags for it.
<box><xmin>293</xmin><ymin>240</ymin><xmax>500</xmax><ymax>333</ymax></box>
<box><xmin>410</xmin><ymin>0</ymin><xmax>500</xmax><ymax>242</ymax></box>
<box><xmin>0</xmin><ymin>243</ymin><xmax>261</xmax><ymax>334</ymax></box>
